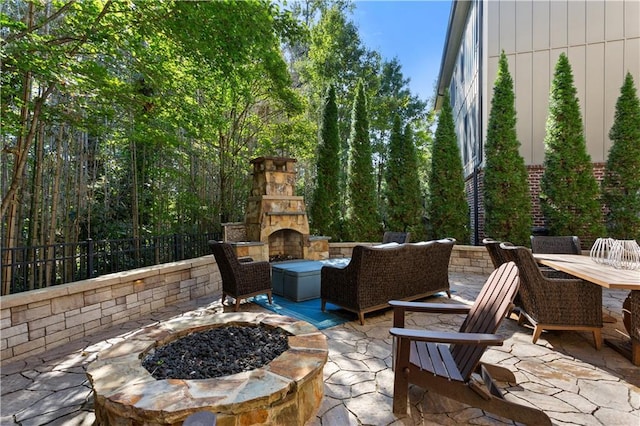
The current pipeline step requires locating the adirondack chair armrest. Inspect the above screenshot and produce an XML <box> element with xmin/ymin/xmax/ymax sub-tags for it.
<box><xmin>390</xmin><ymin>300</ymin><xmax>472</xmax><ymax>328</ymax></box>
<box><xmin>390</xmin><ymin>328</ymin><xmax>505</xmax><ymax>346</ymax></box>
<box><xmin>390</xmin><ymin>300</ymin><xmax>471</xmax><ymax>315</ymax></box>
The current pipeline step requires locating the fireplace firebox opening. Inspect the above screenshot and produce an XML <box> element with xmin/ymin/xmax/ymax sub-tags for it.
<box><xmin>268</xmin><ymin>229</ymin><xmax>304</xmax><ymax>261</ymax></box>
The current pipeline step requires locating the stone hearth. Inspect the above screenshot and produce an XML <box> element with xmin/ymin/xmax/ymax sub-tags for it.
<box><xmin>86</xmin><ymin>312</ymin><xmax>328</xmax><ymax>425</ymax></box>
<box><xmin>223</xmin><ymin>157</ymin><xmax>329</xmax><ymax>261</ymax></box>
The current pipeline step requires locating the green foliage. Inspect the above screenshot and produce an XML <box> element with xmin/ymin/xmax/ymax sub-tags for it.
<box><xmin>1</xmin><ymin>0</ymin><xmax>432</xmax><ymax>251</ymax></box>
<box><xmin>602</xmin><ymin>72</ymin><xmax>640</xmax><ymax>240</ymax></box>
<box><xmin>346</xmin><ymin>80</ymin><xmax>381</xmax><ymax>241</ymax></box>
<box><xmin>385</xmin><ymin>115</ymin><xmax>405</xmax><ymax>230</ymax></box>
<box><xmin>428</xmin><ymin>91</ymin><xmax>470</xmax><ymax>243</ymax></box>
<box><xmin>385</xmin><ymin>116</ymin><xmax>423</xmax><ymax>234</ymax></box>
<box><xmin>310</xmin><ymin>85</ymin><xmax>342</xmax><ymax>239</ymax></box>
<box><xmin>1</xmin><ymin>0</ymin><xmax>307</xmax><ymax>242</ymax></box>
<box><xmin>293</xmin><ymin>4</ymin><xmax>380</xmax><ymax>224</ymax></box>
<box><xmin>369</xmin><ymin>58</ymin><xmax>428</xmax><ymax>167</ymax></box>
<box><xmin>483</xmin><ymin>52</ymin><xmax>532</xmax><ymax>246</ymax></box>
<box><xmin>540</xmin><ymin>53</ymin><xmax>605</xmax><ymax>245</ymax></box>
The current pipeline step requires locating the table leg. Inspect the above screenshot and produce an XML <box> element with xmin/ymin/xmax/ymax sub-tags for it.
<box><xmin>605</xmin><ymin>291</ymin><xmax>640</xmax><ymax>366</ymax></box>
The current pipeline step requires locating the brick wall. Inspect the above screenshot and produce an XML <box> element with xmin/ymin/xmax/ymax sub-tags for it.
<box><xmin>527</xmin><ymin>163</ymin><xmax>607</xmax><ymax>228</ymax></box>
<box><xmin>1</xmin><ymin>256</ymin><xmax>221</xmax><ymax>365</ymax></box>
<box><xmin>468</xmin><ymin>163</ymin><xmax>607</xmax><ymax>240</ymax></box>
<box><xmin>527</xmin><ymin>165</ymin><xmax>545</xmax><ymax>228</ymax></box>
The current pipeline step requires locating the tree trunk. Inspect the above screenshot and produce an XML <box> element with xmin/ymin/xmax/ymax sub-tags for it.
<box><xmin>45</xmin><ymin>126</ymin><xmax>64</xmax><ymax>287</ymax></box>
<box><xmin>27</xmin><ymin>122</ymin><xmax>45</xmax><ymax>290</ymax></box>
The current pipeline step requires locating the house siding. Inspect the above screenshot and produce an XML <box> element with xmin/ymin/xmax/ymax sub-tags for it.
<box><xmin>439</xmin><ymin>0</ymin><xmax>640</xmax><ymax>243</ymax></box>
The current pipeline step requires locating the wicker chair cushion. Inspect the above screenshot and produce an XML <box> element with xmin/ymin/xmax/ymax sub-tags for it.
<box><xmin>499</xmin><ymin>244</ymin><xmax>602</xmax><ymax>327</ymax></box>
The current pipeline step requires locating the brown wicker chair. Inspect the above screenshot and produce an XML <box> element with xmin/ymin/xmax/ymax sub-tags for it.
<box><xmin>208</xmin><ymin>241</ymin><xmax>272</xmax><ymax>312</ymax></box>
<box><xmin>529</xmin><ymin>235</ymin><xmax>584</xmax><ymax>279</ymax></box>
<box><xmin>390</xmin><ymin>261</ymin><xmax>551</xmax><ymax>425</ymax></box>
<box><xmin>483</xmin><ymin>238</ymin><xmax>521</xmax><ymax>315</ymax></box>
<box><xmin>530</xmin><ymin>235</ymin><xmax>582</xmax><ymax>254</ymax></box>
<box><xmin>499</xmin><ymin>243</ymin><xmax>603</xmax><ymax>348</ymax></box>
<box><xmin>482</xmin><ymin>238</ymin><xmax>512</xmax><ymax>268</ymax></box>
<box><xmin>382</xmin><ymin>231</ymin><xmax>411</xmax><ymax>244</ymax></box>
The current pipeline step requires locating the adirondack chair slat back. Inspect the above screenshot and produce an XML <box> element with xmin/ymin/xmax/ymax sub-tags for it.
<box><xmin>450</xmin><ymin>262</ymin><xmax>520</xmax><ymax>379</ymax></box>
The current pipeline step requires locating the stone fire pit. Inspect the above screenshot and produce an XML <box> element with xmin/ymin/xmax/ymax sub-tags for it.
<box><xmin>86</xmin><ymin>312</ymin><xmax>328</xmax><ymax>425</ymax></box>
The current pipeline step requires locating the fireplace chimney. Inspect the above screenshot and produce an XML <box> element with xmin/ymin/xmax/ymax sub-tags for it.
<box><xmin>244</xmin><ymin>157</ymin><xmax>310</xmax><ymax>260</ymax></box>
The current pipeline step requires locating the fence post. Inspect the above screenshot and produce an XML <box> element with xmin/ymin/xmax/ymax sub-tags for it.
<box><xmin>173</xmin><ymin>234</ymin><xmax>179</xmax><ymax>261</ymax></box>
<box><xmin>87</xmin><ymin>239</ymin><xmax>94</xmax><ymax>279</ymax></box>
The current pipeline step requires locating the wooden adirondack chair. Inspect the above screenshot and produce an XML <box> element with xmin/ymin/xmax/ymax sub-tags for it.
<box><xmin>389</xmin><ymin>261</ymin><xmax>551</xmax><ymax>425</ymax></box>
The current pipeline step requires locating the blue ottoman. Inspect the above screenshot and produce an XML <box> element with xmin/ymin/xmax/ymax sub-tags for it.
<box><xmin>271</xmin><ymin>261</ymin><xmax>324</xmax><ymax>302</ymax></box>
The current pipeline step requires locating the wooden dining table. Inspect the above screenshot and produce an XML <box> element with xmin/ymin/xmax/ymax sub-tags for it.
<box><xmin>532</xmin><ymin>253</ymin><xmax>640</xmax><ymax>365</ymax></box>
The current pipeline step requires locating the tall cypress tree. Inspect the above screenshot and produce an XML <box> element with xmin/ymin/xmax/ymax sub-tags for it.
<box><xmin>385</xmin><ymin>116</ymin><xmax>422</xmax><ymax>234</ymax></box>
<box><xmin>602</xmin><ymin>72</ymin><xmax>640</xmax><ymax>240</ymax></box>
<box><xmin>428</xmin><ymin>91</ymin><xmax>470</xmax><ymax>242</ymax></box>
<box><xmin>401</xmin><ymin>123</ymin><xmax>424</xmax><ymax>237</ymax></box>
<box><xmin>484</xmin><ymin>52</ymin><xmax>532</xmax><ymax>245</ymax></box>
<box><xmin>310</xmin><ymin>85</ymin><xmax>342</xmax><ymax>239</ymax></box>
<box><xmin>346</xmin><ymin>80</ymin><xmax>380</xmax><ymax>241</ymax></box>
<box><xmin>540</xmin><ymin>53</ymin><xmax>604</xmax><ymax>244</ymax></box>
<box><xmin>385</xmin><ymin>115</ymin><xmax>405</xmax><ymax>231</ymax></box>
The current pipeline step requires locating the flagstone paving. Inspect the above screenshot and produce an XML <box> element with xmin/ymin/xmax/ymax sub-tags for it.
<box><xmin>1</xmin><ymin>272</ymin><xmax>639</xmax><ymax>425</ymax></box>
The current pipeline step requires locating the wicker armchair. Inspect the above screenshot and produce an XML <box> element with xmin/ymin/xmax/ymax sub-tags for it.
<box><xmin>530</xmin><ymin>235</ymin><xmax>582</xmax><ymax>279</ymax></box>
<box><xmin>482</xmin><ymin>238</ymin><xmax>512</xmax><ymax>268</ymax></box>
<box><xmin>483</xmin><ymin>238</ymin><xmax>522</xmax><ymax>313</ymax></box>
<box><xmin>208</xmin><ymin>241</ymin><xmax>272</xmax><ymax>312</ymax></box>
<box><xmin>499</xmin><ymin>243</ymin><xmax>603</xmax><ymax>348</ymax></box>
<box><xmin>530</xmin><ymin>235</ymin><xmax>582</xmax><ymax>254</ymax></box>
<box><xmin>382</xmin><ymin>231</ymin><xmax>411</xmax><ymax>244</ymax></box>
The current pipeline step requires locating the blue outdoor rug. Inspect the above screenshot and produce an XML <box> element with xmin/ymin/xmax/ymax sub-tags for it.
<box><xmin>250</xmin><ymin>294</ymin><xmax>354</xmax><ymax>330</ymax></box>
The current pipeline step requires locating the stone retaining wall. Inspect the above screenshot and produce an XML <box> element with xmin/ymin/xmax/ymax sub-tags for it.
<box><xmin>330</xmin><ymin>243</ymin><xmax>493</xmax><ymax>275</ymax></box>
<box><xmin>1</xmin><ymin>256</ymin><xmax>221</xmax><ymax>365</ymax></box>
<box><xmin>1</xmin><ymin>245</ymin><xmax>492</xmax><ymax>365</ymax></box>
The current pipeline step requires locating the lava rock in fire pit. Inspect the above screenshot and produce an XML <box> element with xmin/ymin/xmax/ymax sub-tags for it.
<box><xmin>142</xmin><ymin>325</ymin><xmax>289</xmax><ymax>380</ymax></box>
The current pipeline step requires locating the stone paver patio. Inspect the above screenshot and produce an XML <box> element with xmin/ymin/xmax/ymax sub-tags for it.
<box><xmin>1</xmin><ymin>272</ymin><xmax>639</xmax><ymax>425</ymax></box>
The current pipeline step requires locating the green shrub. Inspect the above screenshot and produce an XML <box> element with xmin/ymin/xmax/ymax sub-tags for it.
<box><xmin>483</xmin><ymin>52</ymin><xmax>532</xmax><ymax>246</ymax></box>
<box><xmin>385</xmin><ymin>116</ymin><xmax>423</xmax><ymax>233</ymax></box>
<box><xmin>602</xmin><ymin>72</ymin><xmax>640</xmax><ymax>240</ymax></box>
<box><xmin>346</xmin><ymin>80</ymin><xmax>381</xmax><ymax>241</ymax></box>
<box><xmin>310</xmin><ymin>85</ymin><xmax>342</xmax><ymax>239</ymax></box>
<box><xmin>428</xmin><ymin>91</ymin><xmax>470</xmax><ymax>243</ymax></box>
<box><xmin>540</xmin><ymin>53</ymin><xmax>605</xmax><ymax>245</ymax></box>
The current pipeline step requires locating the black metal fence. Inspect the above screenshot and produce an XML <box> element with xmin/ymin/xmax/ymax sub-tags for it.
<box><xmin>1</xmin><ymin>232</ymin><xmax>221</xmax><ymax>295</ymax></box>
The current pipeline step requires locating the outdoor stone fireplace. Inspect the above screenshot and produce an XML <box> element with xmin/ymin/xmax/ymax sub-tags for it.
<box><xmin>223</xmin><ymin>157</ymin><xmax>329</xmax><ymax>261</ymax></box>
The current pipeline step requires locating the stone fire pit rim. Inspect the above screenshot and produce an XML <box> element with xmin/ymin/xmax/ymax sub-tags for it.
<box><xmin>86</xmin><ymin>311</ymin><xmax>328</xmax><ymax>424</ymax></box>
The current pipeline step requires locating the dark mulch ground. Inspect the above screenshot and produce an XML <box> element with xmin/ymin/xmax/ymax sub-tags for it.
<box><xmin>142</xmin><ymin>325</ymin><xmax>290</xmax><ymax>380</ymax></box>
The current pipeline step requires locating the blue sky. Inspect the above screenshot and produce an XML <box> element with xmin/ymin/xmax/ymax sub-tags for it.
<box><xmin>351</xmin><ymin>0</ymin><xmax>452</xmax><ymax>103</ymax></box>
